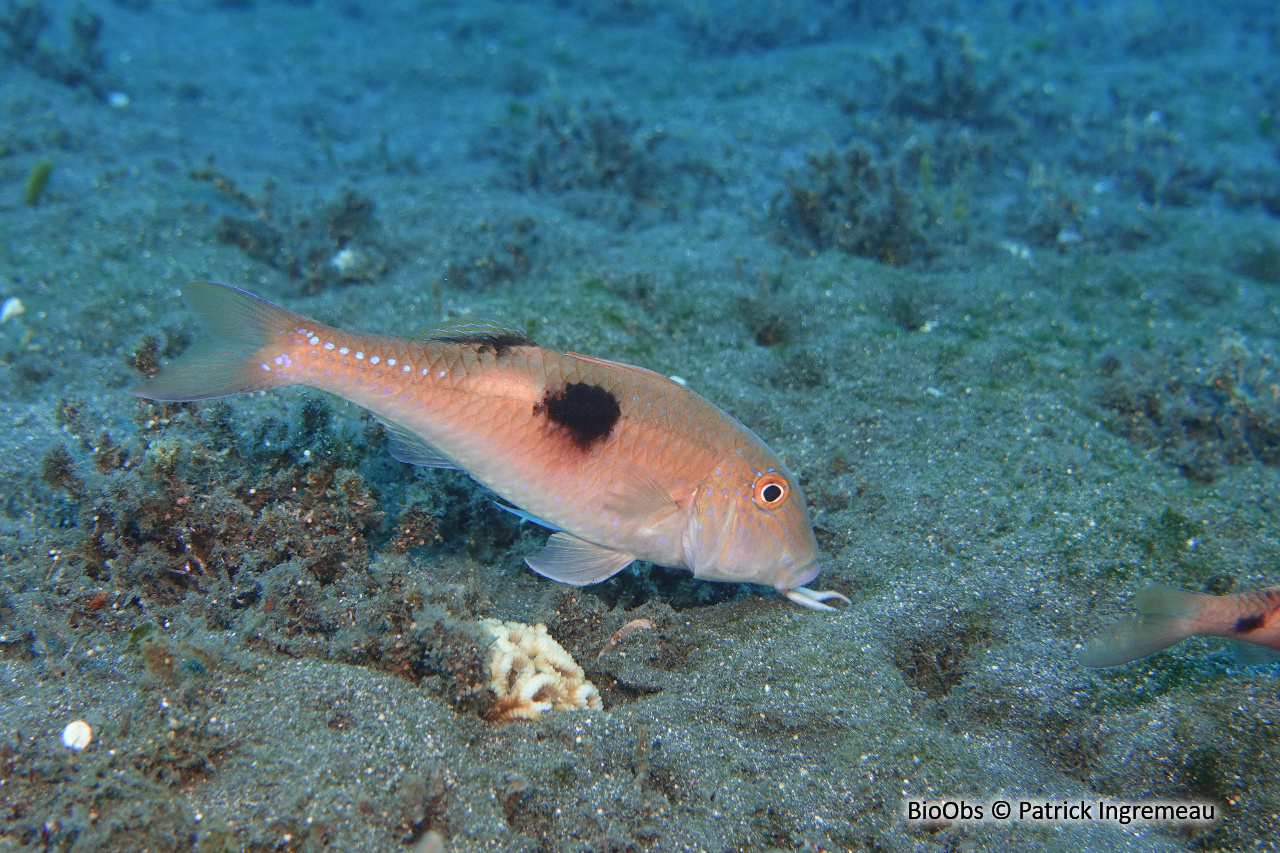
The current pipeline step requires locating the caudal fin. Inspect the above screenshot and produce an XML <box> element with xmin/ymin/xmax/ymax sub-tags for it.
<box><xmin>132</xmin><ymin>282</ymin><xmax>311</xmax><ymax>401</ymax></box>
<box><xmin>1077</xmin><ymin>585</ymin><xmax>1210</xmax><ymax>668</ymax></box>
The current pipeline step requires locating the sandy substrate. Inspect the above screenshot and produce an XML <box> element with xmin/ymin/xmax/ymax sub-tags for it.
<box><xmin>2</xmin><ymin>1</ymin><xmax>1279</xmax><ymax>850</ymax></box>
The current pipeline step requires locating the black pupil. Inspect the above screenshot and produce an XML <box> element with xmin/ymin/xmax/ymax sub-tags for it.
<box><xmin>761</xmin><ymin>483</ymin><xmax>783</xmax><ymax>503</ymax></box>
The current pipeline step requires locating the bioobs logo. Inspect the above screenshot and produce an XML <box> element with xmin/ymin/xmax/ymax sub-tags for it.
<box><xmin>903</xmin><ymin>797</ymin><xmax>1217</xmax><ymax>826</ymax></box>
<box><xmin>904</xmin><ymin>800</ymin><xmax>985</xmax><ymax>822</ymax></box>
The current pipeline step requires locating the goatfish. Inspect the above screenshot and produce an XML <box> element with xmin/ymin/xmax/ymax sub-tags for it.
<box><xmin>1077</xmin><ymin>585</ymin><xmax>1280</xmax><ymax>668</ymax></box>
<box><xmin>132</xmin><ymin>282</ymin><xmax>850</xmax><ymax>611</ymax></box>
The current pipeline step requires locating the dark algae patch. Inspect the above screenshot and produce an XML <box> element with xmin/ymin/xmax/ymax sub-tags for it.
<box><xmin>1098</xmin><ymin>343</ymin><xmax>1280</xmax><ymax>483</ymax></box>
<box><xmin>192</xmin><ymin>168</ymin><xmax>393</xmax><ymax>293</ymax></box>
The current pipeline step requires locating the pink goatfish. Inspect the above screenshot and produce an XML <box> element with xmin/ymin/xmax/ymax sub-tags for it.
<box><xmin>132</xmin><ymin>282</ymin><xmax>849</xmax><ymax>611</ymax></box>
<box><xmin>1078</xmin><ymin>585</ymin><xmax>1280</xmax><ymax>668</ymax></box>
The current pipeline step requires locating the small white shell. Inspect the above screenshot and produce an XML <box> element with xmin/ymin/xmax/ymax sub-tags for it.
<box><xmin>61</xmin><ymin>720</ymin><xmax>92</xmax><ymax>750</ymax></box>
<box><xmin>0</xmin><ymin>297</ymin><xmax>24</xmax><ymax>324</ymax></box>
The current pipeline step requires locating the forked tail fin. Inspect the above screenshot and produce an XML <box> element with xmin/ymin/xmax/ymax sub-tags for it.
<box><xmin>1077</xmin><ymin>585</ymin><xmax>1209</xmax><ymax>668</ymax></box>
<box><xmin>132</xmin><ymin>282</ymin><xmax>312</xmax><ymax>402</ymax></box>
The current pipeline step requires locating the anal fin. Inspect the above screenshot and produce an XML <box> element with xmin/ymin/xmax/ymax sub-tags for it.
<box><xmin>525</xmin><ymin>533</ymin><xmax>635</xmax><ymax>586</ymax></box>
<box><xmin>1229</xmin><ymin>639</ymin><xmax>1280</xmax><ymax>666</ymax></box>
<box><xmin>493</xmin><ymin>501</ymin><xmax>562</xmax><ymax>532</ymax></box>
<box><xmin>378</xmin><ymin>419</ymin><xmax>460</xmax><ymax>470</ymax></box>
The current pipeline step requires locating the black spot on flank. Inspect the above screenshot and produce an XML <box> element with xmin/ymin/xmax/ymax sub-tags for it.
<box><xmin>1235</xmin><ymin>613</ymin><xmax>1264</xmax><ymax>634</ymax></box>
<box><xmin>540</xmin><ymin>382</ymin><xmax>621</xmax><ymax>448</ymax></box>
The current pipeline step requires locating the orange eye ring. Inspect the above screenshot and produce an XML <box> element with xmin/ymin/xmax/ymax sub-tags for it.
<box><xmin>753</xmin><ymin>474</ymin><xmax>790</xmax><ymax>508</ymax></box>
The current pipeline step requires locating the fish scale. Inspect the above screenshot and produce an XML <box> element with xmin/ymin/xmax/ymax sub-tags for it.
<box><xmin>133</xmin><ymin>281</ymin><xmax>850</xmax><ymax>611</ymax></box>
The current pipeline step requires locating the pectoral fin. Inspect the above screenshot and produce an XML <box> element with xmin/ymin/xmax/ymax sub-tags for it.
<box><xmin>525</xmin><ymin>533</ymin><xmax>635</xmax><ymax>586</ymax></box>
<box><xmin>603</xmin><ymin>464</ymin><xmax>681</xmax><ymax>524</ymax></box>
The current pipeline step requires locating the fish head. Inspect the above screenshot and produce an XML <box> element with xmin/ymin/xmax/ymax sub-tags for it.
<box><xmin>682</xmin><ymin>451</ymin><xmax>821</xmax><ymax>592</ymax></box>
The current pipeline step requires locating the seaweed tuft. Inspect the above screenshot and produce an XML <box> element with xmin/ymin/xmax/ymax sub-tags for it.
<box><xmin>193</xmin><ymin>167</ymin><xmax>392</xmax><ymax>292</ymax></box>
<box><xmin>772</xmin><ymin>144</ymin><xmax>935</xmax><ymax>266</ymax></box>
<box><xmin>478</xmin><ymin>99</ymin><xmax>714</xmax><ymax>228</ymax></box>
<box><xmin>1098</xmin><ymin>342</ymin><xmax>1280</xmax><ymax>482</ymax></box>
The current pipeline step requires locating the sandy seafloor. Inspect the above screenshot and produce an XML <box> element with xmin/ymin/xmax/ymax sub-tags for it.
<box><xmin>3</xmin><ymin>0</ymin><xmax>1280</xmax><ymax>850</ymax></box>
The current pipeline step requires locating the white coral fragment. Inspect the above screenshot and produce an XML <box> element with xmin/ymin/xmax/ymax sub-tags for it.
<box><xmin>0</xmin><ymin>297</ymin><xmax>24</xmax><ymax>324</ymax></box>
<box><xmin>479</xmin><ymin>618</ymin><xmax>601</xmax><ymax>723</ymax></box>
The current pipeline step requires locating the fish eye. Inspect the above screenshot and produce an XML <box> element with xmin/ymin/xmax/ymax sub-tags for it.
<box><xmin>753</xmin><ymin>474</ymin><xmax>789</xmax><ymax>508</ymax></box>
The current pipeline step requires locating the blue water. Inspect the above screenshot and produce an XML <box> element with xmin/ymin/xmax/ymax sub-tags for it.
<box><xmin>2</xmin><ymin>1</ymin><xmax>1279</xmax><ymax>850</ymax></box>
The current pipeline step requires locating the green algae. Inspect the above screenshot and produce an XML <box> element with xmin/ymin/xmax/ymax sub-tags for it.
<box><xmin>22</xmin><ymin>158</ymin><xmax>53</xmax><ymax>206</ymax></box>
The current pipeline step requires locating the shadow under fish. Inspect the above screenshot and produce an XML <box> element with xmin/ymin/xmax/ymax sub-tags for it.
<box><xmin>1078</xmin><ymin>585</ymin><xmax>1280</xmax><ymax>668</ymax></box>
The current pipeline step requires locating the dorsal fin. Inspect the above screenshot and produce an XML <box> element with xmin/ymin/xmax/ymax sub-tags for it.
<box><xmin>421</xmin><ymin>320</ymin><xmax>535</xmax><ymax>353</ymax></box>
<box><xmin>567</xmin><ymin>351</ymin><xmax>683</xmax><ymax>386</ymax></box>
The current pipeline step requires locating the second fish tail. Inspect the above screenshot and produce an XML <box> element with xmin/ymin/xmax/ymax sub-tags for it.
<box><xmin>1077</xmin><ymin>585</ymin><xmax>1209</xmax><ymax>668</ymax></box>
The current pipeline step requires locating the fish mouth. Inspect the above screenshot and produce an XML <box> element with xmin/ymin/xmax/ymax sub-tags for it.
<box><xmin>781</xmin><ymin>561</ymin><xmax>821</xmax><ymax>591</ymax></box>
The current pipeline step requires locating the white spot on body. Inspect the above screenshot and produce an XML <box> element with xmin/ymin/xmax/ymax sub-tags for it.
<box><xmin>355</xmin><ymin>352</ymin><xmax>364</xmax><ymax>360</ymax></box>
<box><xmin>261</xmin><ymin>363</ymin><xmax>270</xmax><ymax>372</ymax></box>
<box><xmin>339</xmin><ymin>347</ymin><xmax>349</xmax><ymax>355</ymax></box>
<box><xmin>309</xmin><ymin>336</ymin><xmax>320</xmax><ymax>346</ymax></box>
<box><xmin>324</xmin><ymin>342</ymin><xmax>335</xmax><ymax>351</ymax></box>
<box><xmin>370</xmin><ymin>356</ymin><xmax>380</xmax><ymax>365</ymax></box>
<box><xmin>402</xmin><ymin>365</ymin><xmax>411</xmax><ymax>373</ymax></box>
<box><xmin>387</xmin><ymin>358</ymin><xmax>396</xmax><ymax>366</ymax></box>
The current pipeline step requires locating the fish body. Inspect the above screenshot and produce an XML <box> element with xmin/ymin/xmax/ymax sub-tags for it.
<box><xmin>133</xmin><ymin>282</ymin><xmax>848</xmax><ymax>611</ymax></box>
<box><xmin>1078</xmin><ymin>584</ymin><xmax>1280</xmax><ymax>668</ymax></box>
